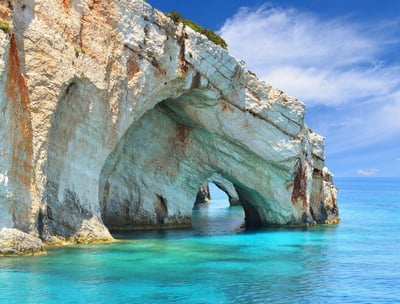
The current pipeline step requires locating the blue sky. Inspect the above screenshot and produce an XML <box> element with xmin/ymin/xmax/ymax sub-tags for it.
<box><xmin>147</xmin><ymin>0</ymin><xmax>400</xmax><ymax>177</ymax></box>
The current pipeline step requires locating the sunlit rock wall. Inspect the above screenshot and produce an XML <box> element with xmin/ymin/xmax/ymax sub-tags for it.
<box><xmin>0</xmin><ymin>0</ymin><xmax>339</xmax><ymax>249</ymax></box>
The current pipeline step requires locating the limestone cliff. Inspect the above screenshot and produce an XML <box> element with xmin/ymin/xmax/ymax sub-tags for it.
<box><xmin>0</xmin><ymin>0</ymin><xmax>338</xmax><ymax>254</ymax></box>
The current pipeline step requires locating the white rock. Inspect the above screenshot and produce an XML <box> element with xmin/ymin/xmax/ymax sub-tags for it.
<box><xmin>0</xmin><ymin>0</ymin><xmax>339</xmax><ymax>250</ymax></box>
<box><xmin>0</xmin><ymin>228</ymin><xmax>44</xmax><ymax>256</ymax></box>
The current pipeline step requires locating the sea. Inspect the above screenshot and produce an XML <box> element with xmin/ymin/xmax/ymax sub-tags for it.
<box><xmin>0</xmin><ymin>178</ymin><xmax>399</xmax><ymax>303</ymax></box>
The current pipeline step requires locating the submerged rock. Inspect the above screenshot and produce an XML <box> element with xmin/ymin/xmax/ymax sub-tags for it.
<box><xmin>0</xmin><ymin>0</ymin><xmax>339</xmax><ymax>252</ymax></box>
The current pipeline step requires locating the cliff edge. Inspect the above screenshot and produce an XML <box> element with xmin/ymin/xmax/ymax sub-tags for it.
<box><xmin>0</xmin><ymin>0</ymin><xmax>338</xmax><ymax>255</ymax></box>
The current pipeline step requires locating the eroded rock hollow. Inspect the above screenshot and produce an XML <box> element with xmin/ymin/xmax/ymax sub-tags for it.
<box><xmin>0</xmin><ymin>0</ymin><xmax>338</xmax><ymax>254</ymax></box>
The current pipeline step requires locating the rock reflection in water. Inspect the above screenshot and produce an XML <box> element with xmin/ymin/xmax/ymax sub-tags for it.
<box><xmin>191</xmin><ymin>205</ymin><xmax>245</xmax><ymax>236</ymax></box>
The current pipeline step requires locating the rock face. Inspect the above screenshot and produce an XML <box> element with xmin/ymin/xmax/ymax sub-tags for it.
<box><xmin>0</xmin><ymin>0</ymin><xmax>339</xmax><ymax>251</ymax></box>
<box><xmin>0</xmin><ymin>228</ymin><xmax>44</xmax><ymax>256</ymax></box>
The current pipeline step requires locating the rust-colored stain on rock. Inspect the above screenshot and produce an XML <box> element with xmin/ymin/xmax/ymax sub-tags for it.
<box><xmin>6</xmin><ymin>33</ymin><xmax>33</xmax><ymax>188</ymax></box>
<box><xmin>291</xmin><ymin>161</ymin><xmax>308</xmax><ymax>207</ymax></box>
<box><xmin>62</xmin><ymin>0</ymin><xmax>70</xmax><ymax>13</ymax></box>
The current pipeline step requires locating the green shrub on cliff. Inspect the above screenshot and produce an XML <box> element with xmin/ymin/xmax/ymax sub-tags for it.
<box><xmin>0</xmin><ymin>20</ymin><xmax>12</xmax><ymax>35</ymax></box>
<box><xmin>166</xmin><ymin>11</ymin><xmax>228</xmax><ymax>50</ymax></box>
<box><xmin>201</xmin><ymin>29</ymin><xmax>227</xmax><ymax>50</ymax></box>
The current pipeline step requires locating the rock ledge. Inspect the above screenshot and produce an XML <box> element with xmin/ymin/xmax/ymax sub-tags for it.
<box><xmin>0</xmin><ymin>228</ymin><xmax>45</xmax><ymax>256</ymax></box>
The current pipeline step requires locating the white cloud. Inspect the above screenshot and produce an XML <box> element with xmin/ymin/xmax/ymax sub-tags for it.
<box><xmin>314</xmin><ymin>90</ymin><xmax>400</xmax><ymax>155</ymax></box>
<box><xmin>218</xmin><ymin>4</ymin><xmax>400</xmax><ymax>176</ymax></box>
<box><xmin>357</xmin><ymin>169</ymin><xmax>379</xmax><ymax>176</ymax></box>
<box><xmin>259</xmin><ymin>66</ymin><xmax>400</xmax><ymax>105</ymax></box>
<box><xmin>218</xmin><ymin>5</ymin><xmax>400</xmax><ymax>107</ymax></box>
<box><xmin>379</xmin><ymin>91</ymin><xmax>400</xmax><ymax>130</ymax></box>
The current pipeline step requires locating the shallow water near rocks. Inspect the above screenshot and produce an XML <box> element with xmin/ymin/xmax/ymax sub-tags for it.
<box><xmin>1</xmin><ymin>178</ymin><xmax>399</xmax><ymax>303</ymax></box>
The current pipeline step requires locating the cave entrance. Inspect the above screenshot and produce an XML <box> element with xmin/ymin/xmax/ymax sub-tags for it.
<box><xmin>99</xmin><ymin>90</ymin><xmax>282</xmax><ymax>232</ymax></box>
<box><xmin>191</xmin><ymin>181</ymin><xmax>245</xmax><ymax>236</ymax></box>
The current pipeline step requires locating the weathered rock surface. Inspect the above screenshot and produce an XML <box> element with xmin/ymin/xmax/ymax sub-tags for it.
<box><xmin>0</xmin><ymin>228</ymin><xmax>44</xmax><ymax>256</ymax></box>
<box><xmin>0</xmin><ymin>0</ymin><xmax>339</xmax><ymax>252</ymax></box>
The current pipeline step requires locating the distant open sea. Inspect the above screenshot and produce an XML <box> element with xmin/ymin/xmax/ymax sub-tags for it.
<box><xmin>0</xmin><ymin>178</ymin><xmax>399</xmax><ymax>303</ymax></box>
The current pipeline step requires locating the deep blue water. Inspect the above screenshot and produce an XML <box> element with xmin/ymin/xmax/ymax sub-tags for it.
<box><xmin>1</xmin><ymin>178</ymin><xmax>399</xmax><ymax>303</ymax></box>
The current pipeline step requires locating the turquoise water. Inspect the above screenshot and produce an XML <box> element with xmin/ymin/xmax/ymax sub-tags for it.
<box><xmin>1</xmin><ymin>178</ymin><xmax>399</xmax><ymax>303</ymax></box>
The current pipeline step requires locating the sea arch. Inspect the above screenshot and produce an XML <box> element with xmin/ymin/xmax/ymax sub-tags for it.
<box><xmin>0</xmin><ymin>0</ymin><xmax>338</xmax><ymax>251</ymax></box>
<box><xmin>41</xmin><ymin>70</ymin><xmax>319</xmax><ymax>242</ymax></box>
<box><xmin>98</xmin><ymin>88</ymin><xmax>299</xmax><ymax>231</ymax></box>
<box><xmin>40</xmin><ymin>10</ymin><xmax>336</xmax><ymax>240</ymax></box>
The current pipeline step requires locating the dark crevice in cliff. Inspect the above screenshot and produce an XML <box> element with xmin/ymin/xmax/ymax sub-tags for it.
<box><xmin>291</xmin><ymin>159</ymin><xmax>308</xmax><ymax>207</ymax></box>
<box><xmin>190</xmin><ymin>72</ymin><xmax>201</xmax><ymax>89</ymax></box>
<box><xmin>235</xmin><ymin>186</ymin><xmax>262</xmax><ymax>226</ymax></box>
<box><xmin>178</xmin><ymin>32</ymin><xmax>189</xmax><ymax>75</ymax></box>
<box><xmin>155</xmin><ymin>195</ymin><xmax>168</xmax><ymax>225</ymax></box>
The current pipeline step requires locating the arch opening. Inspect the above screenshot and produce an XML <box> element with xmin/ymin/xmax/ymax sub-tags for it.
<box><xmin>191</xmin><ymin>181</ymin><xmax>245</xmax><ymax>235</ymax></box>
<box><xmin>40</xmin><ymin>75</ymin><xmax>306</xmax><ymax>242</ymax></box>
<box><xmin>98</xmin><ymin>90</ymin><xmax>293</xmax><ymax>232</ymax></box>
<box><xmin>192</xmin><ymin>175</ymin><xmax>243</xmax><ymax>210</ymax></box>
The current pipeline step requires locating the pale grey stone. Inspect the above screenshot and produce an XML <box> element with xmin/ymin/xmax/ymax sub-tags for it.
<box><xmin>0</xmin><ymin>0</ymin><xmax>339</xmax><ymax>253</ymax></box>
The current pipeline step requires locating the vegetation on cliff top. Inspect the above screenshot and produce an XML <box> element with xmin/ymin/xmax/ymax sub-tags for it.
<box><xmin>166</xmin><ymin>11</ymin><xmax>228</xmax><ymax>50</ymax></box>
<box><xmin>0</xmin><ymin>20</ymin><xmax>12</xmax><ymax>34</ymax></box>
